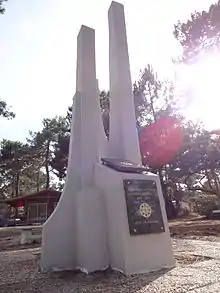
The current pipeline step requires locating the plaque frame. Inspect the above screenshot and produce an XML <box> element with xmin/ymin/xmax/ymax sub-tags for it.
<box><xmin>123</xmin><ymin>179</ymin><xmax>165</xmax><ymax>235</ymax></box>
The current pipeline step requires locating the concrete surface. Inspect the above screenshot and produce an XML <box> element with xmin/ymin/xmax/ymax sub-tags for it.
<box><xmin>108</xmin><ymin>1</ymin><xmax>141</xmax><ymax>165</ymax></box>
<box><xmin>40</xmin><ymin>0</ymin><xmax>174</xmax><ymax>275</ymax></box>
<box><xmin>95</xmin><ymin>163</ymin><xmax>174</xmax><ymax>274</ymax></box>
<box><xmin>0</xmin><ymin>225</ymin><xmax>42</xmax><ymax>238</ymax></box>
<box><xmin>41</xmin><ymin>25</ymin><xmax>106</xmax><ymax>273</ymax></box>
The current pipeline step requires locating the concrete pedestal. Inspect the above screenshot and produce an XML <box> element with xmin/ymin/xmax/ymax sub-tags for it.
<box><xmin>41</xmin><ymin>1</ymin><xmax>174</xmax><ymax>275</ymax></box>
<box><xmin>75</xmin><ymin>187</ymin><xmax>108</xmax><ymax>273</ymax></box>
<box><xmin>20</xmin><ymin>228</ymin><xmax>33</xmax><ymax>245</ymax></box>
<box><xmin>95</xmin><ymin>163</ymin><xmax>175</xmax><ymax>275</ymax></box>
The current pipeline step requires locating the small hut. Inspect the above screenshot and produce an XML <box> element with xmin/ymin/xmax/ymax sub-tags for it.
<box><xmin>1</xmin><ymin>189</ymin><xmax>61</xmax><ymax>223</ymax></box>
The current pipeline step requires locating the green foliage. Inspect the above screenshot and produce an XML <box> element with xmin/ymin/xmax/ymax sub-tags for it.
<box><xmin>28</xmin><ymin>116</ymin><xmax>69</xmax><ymax>188</ymax></box>
<box><xmin>191</xmin><ymin>193</ymin><xmax>220</xmax><ymax>217</ymax></box>
<box><xmin>0</xmin><ymin>99</ymin><xmax>15</xmax><ymax>119</ymax></box>
<box><xmin>37</xmin><ymin>65</ymin><xmax>186</xmax><ymax>218</ymax></box>
<box><xmin>133</xmin><ymin>64</ymin><xmax>220</xmax><ymax>216</ymax></box>
<box><xmin>179</xmin><ymin>204</ymin><xmax>191</xmax><ymax>217</ymax></box>
<box><xmin>133</xmin><ymin>65</ymin><xmax>179</xmax><ymax>126</ymax></box>
<box><xmin>168</xmin><ymin>124</ymin><xmax>220</xmax><ymax>197</ymax></box>
<box><xmin>0</xmin><ymin>139</ymin><xmax>43</xmax><ymax>198</ymax></box>
<box><xmin>51</xmin><ymin>91</ymin><xmax>110</xmax><ymax>180</ymax></box>
<box><xmin>1</xmin><ymin>53</ymin><xmax>220</xmax><ymax>220</ymax></box>
<box><xmin>133</xmin><ymin>66</ymin><xmax>184</xmax><ymax>218</ymax></box>
<box><xmin>0</xmin><ymin>0</ymin><xmax>7</xmax><ymax>14</ymax></box>
<box><xmin>174</xmin><ymin>1</ymin><xmax>220</xmax><ymax>62</ymax></box>
<box><xmin>67</xmin><ymin>91</ymin><xmax>110</xmax><ymax>138</ymax></box>
<box><xmin>50</xmin><ymin>134</ymin><xmax>69</xmax><ymax>180</ymax></box>
<box><xmin>0</xmin><ymin>4</ymin><xmax>15</xmax><ymax>124</ymax></box>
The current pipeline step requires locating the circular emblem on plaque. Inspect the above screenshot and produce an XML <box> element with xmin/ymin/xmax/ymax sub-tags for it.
<box><xmin>139</xmin><ymin>203</ymin><xmax>152</xmax><ymax>219</ymax></box>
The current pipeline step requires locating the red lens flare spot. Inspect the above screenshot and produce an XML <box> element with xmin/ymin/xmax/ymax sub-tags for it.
<box><xmin>139</xmin><ymin>116</ymin><xmax>183</xmax><ymax>167</ymax></box>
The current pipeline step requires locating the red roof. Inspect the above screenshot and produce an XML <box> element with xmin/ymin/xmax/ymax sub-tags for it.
<box><xmin>1</xmin><ymin>189</ymin><xmax>61</xmax><ymax>207</ymax></box>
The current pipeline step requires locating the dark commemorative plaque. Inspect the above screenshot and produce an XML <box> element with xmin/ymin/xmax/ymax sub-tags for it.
<box><xmin>123</xmin><ymin>179</ymin><xmax>165</xmax><ymax>235</ymax></box>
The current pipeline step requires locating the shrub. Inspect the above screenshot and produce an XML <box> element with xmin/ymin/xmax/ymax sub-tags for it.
<box><xmin>191</xmin><ymin>194</ymin><xmax>220</xmax><ymax>217</ymax></box>
<box><xmin>178</xmin><ymin>202</ymin><xmax>191</xmax><ymax>217</ymax></box>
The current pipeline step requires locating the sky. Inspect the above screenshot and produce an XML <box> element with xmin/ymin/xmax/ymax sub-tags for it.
<box><xmin>0</xmin><ymin>0</ymin><xmax>217</xmax><ymax>142</ymax></box>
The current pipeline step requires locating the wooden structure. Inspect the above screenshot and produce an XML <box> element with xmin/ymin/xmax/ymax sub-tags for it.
<box><xmin>2</xmin><ymin>189</ymin><xmax>61</xmax><ymax>222</ymax></box>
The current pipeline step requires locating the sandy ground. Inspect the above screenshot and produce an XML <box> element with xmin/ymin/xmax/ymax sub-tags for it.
<box><xmin>1</xmin><ymin>218</ymin><xmax>220</xmax><ymax>251</ymax></box>
<box><xmin>169</xmin><ymin>218</ymin><xmax>220</xmax><ymax>241</ymax></box>
<box><xmin>1</xmin><ymin>219</ymin><xmax>220</xmax><ymax>292</ymax></box>
<box><xmin>0</xmin><ymin>226</ymin><xmax>42</xmax><ymax>251</ymax></box>
<box><xmin>1</xmin><ymin>239</ymin><xmax>220</xmax><ymax>292</ymax></box>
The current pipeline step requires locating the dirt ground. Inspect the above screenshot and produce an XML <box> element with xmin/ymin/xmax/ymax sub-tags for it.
<box><xmin>1</xmin><ymin>238</ymin><xmax>220</xmax><ymax>292</ymax></box>
<box><xmin>169</xmin><ymin>217</ymin><xmax>220</xmax><ymax>241</ymax></box>
<box><xmin>1</xmin><ymin>219</ymin><xmax>220</xmax><ymax>292</ymax></box>
<box><xmin>0</xmin><ymin>226</ymin><xmax>42</xmax><ymax>251</ymax></box>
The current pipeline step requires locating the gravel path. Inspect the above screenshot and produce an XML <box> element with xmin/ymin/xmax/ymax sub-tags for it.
<box><xmin>1</xmin><ymin>239</ymin><xmax>220</xmax><ymax>292</ymax></box>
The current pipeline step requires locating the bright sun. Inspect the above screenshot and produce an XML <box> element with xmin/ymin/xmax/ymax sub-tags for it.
<box><xmin>178</xmin><ymin>52</ymin><xmax>220</xmax><ymax>130</ymax></box>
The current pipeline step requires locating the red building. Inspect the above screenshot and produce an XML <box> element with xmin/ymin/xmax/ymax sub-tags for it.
<box><xmin>2</xmin><ymin>189</ymin><xmax>61</xmax><ymax>222</ymax></box>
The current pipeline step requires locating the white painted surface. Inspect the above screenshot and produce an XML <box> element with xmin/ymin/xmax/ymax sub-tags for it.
<box><xmin>41</xmin><ymin>1</ymin><xmax>174</xmax><ymax>275</ymax></box>
<box><xmin>95</xmin><ymin>163</ymin><xmax>175</xmax><ymax>275</ymax></box>
<box><xmin>41</xmin><ymin>91</ymin><xmax>80</xmax><ymax>272</ymax></box>
<box><xmin>75</xmin><ymin>187</ymin><xmax>108</xmax><ymax>273</ymax></box>
<box><xmin>108</xmin><ymin>1</ymin><xmax>142</xmax><ymax>165</ymax></box>
<box><xmin>41</xmin><ymin>26</ymin><xmax>108</xmax><ymax>273</ymax></box>
<box><xmin>20</xmin><ymin>229</ymin><xmax>33</xmax><ymax>245</ymax></box>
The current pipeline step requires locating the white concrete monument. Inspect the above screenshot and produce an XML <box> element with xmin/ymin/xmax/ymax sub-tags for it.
<box><xmin>108</xmin><ymin>2</ymin><xmax>141</xmax><ymax>165</ymax></box>
<box><xmin>41</xmin><ymin>1</ymin><xmax>174</xmax><ymax>275</ymax></box>
<box><xmin>41</xmin><ymin>26</ymin><xmax>108</xmax><ymax>273</ymax></box>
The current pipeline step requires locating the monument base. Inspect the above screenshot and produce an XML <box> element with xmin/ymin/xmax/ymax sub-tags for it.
<box><xmin>95</xmin><ymin>163</ymin><xmax>175</xmax><ymax>275</ymax></box>
<box><xmin>41</xmin><ymin>185</ymin><xmax>108</xmax><ymax>273</ymax></box>
<box><xmin>75</xmin><ymin>187</ymin><xmax>109</xmax><ymax>273</ymax></box>
<box><xmin>40</xmin><ymin>183</ymin><xmax>77</xmax><ymax>272</ymax></box>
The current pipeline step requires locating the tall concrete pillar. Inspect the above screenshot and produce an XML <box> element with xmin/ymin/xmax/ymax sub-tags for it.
<box><xmin>77</xmin><ymin>26</ymin><xmax>99</xmax><ymax>187</ymax></box>
<box><xmin>108</xmin><ymin>1</ymin><xmax>142</xmax><ymax>165</ymax></box>
<box><xmin>41</xmin><ymin>26</ymin><xmax>108</xmax><ymax>273</ymax></box>
<box><xmin>74</xmin><ymin>26</ymin><xmax>108</xmax><ymax>272</ymax></box>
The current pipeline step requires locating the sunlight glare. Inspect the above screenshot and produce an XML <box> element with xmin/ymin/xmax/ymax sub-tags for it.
<box><xmin>178</xmin><ymin>52</ymin><xmax>220</xmax><ymax>130</ymax></box>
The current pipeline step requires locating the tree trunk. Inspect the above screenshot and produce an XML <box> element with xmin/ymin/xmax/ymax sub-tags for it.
<box><xmin>45</xmin><ymin>141</ymin><xmax>50</xmax><ymax>189</ymax></box>
<box><xmin>158</xmin><ymin>168</ymin><xmax>177</xmax><ymax>219</ymax></box>
<box><xmin>162</xmin><ymin>185</ymin><xmax>177</xmax><ymax>219</ymax></box>
<box><xmin>36</xmin><ymin>169</ymin><xmax>40</xmax><ymax>192</ymax></box>
<box><xmin>205</xmin><ymin>169</ymin><xmax>212</xmax><ymax>190</ymax></box>
<box><xmin>14</xmin><ymin>172</ymin><xmax>20</xmax><ymax>219</ymax></box>
<box><xmin>212</xmin><ymin>169</ymin><xmax>220</xmax><ymax>196</ymax></box>
<box><xmin>15</xmin><ymin>172</ymin><xmax>20</xmax><ymax>196</ymax></box>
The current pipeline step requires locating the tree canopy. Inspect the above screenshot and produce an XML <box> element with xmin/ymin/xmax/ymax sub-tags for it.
<box><xmin>0</xmin><ymin>99</ymin><xmax>15</xmax><ymax>119</ymax></box>
<box><xmin>0</xmin><ymin>61</ymin><xmax>219</xmax><ymax>219</ymax></box>
<box><xmin>174</xmin><ymin>1</ymin><xmax>220</xmax><ymax>62</ymax></box>
<box><xmin>172</xmin><ymin>1</ymin><xmax>220</xmax><ymax>197</ymax></box>
<box><xmin>0</xmin><ymin>139</ymin><xmax>46</xmax><ymax>199</ymax></box>
<box><xmin>0</xmin><ymin>2</ymin><xmax>15</xmax><ymax>121</ymax></box>
<box><xmin>27</xmin><ymin>116</ymin><xmax>69</xmax><ymax>188</ymax></box>
<box><xmin>0</xmin><ymin>0</ymin><xmax>7</xmax><ymax>14</ymax></box>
